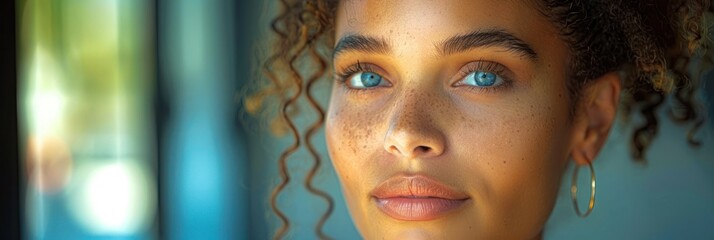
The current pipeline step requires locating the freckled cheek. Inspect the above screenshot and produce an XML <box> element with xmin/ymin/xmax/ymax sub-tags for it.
<box><xmin>325</xmin><ymin>103</ymin><xmax>385</xmax><ymax>175</ymax></box>
<box><xmin>329</xmin><ymin>114</ymin><xmax>374</xmax><ymax>154</ymax></box>
<box><xmin>325</xmin><ymin>104</ymin><xmax>389</xmax><ymax>220</ymax></box>
<box><xmin>470</xmin><ymin>109</ymin><xmax>564</xmax><ymax>228</ymax></box>
<box><xmin>453</xmin><ymin>105</ymin><xmax>559</xmax><ymax>186</ymax></box>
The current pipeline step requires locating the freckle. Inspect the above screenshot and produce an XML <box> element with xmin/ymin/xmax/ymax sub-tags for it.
<box><xmin>502</xmin><ymin>160</ymin><xmax>506</xmax><ymax>164</ymax></box>
<box><xmin>521</xmin><ymin>157</ymin><xmax>525</xmax><ymax>161</ymax></box>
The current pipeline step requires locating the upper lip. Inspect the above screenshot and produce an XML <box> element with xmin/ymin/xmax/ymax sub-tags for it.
<box><xmin>370</xmin><ymin>174</ymin><xmax>470</xmax><ymax>200</ymax></box>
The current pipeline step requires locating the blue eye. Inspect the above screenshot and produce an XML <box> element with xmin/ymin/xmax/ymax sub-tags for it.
<box><xmin>348</xmin><ymin>71</ymin><xmax>385</xmax><ymax>89</ymax></box>
<box><xmin>463</xmin><ymin>71</ymin><xmax>503</xmax><ymax>87</ymax></box>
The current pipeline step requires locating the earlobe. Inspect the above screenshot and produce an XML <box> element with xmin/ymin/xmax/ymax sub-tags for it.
<box><xmin>570</xmin><ymin>71</ymin><xmax>622</xmax><ymax>165</ymax></box>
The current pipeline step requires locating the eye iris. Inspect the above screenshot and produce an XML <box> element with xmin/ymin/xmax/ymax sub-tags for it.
<box><xmin>360</xmin><ymin>72</ymin><xmax>382</xmax><ymax>87</ymax></box>
<box><xmin>474</xmin><ymin>71</ymin><xmax>496</xmax><ymax>86</ymax></box>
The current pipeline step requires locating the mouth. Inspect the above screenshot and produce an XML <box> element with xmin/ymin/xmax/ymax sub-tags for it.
<box><xmin>370</xmin><ymin>175</ymin><xmax>470</xmax><ymax>221</ymax></box>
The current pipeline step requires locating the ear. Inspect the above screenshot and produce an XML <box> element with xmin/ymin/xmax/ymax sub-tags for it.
<box><xmin>570</xmin><ymin>71</ymin><xmax>621</xmax><ymax>166</ymax></box>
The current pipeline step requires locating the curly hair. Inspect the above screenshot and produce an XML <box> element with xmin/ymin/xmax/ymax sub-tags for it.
<box><xmin>245</xmin><ymin>0</ymin><xmax>713</xmax><ymax>239</ymax></box>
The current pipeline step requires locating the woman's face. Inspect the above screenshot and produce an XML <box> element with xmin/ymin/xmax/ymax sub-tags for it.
<box><xmin>325</xmin><ymin>0</ymin><xmax>582</xmax><ymax>239</ymax></box>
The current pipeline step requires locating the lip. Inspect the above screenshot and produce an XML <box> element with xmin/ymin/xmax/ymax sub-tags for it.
<box><xmin>370</xmin><ymin>175</ymin><xmax>470</xmax><ymax>221</ymax></box>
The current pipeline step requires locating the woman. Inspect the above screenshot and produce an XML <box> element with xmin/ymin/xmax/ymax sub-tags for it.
<box><xmin>249</xmin><ymin>0</ymin><xmax>712</xmax><ymax>239</ymax></box>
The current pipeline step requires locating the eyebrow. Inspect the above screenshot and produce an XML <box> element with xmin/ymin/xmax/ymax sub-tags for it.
<box><xmin>332</xmin><ymin>34</ymin><xmax>391</xmax><ymax>60</ymax></box>
<box><xmin>439</xmin><ymin>29</ymin><xmax>537</xmax><ymax>60</ymax></box>
<box><xmin>333</xmin><ymin>29</ymin><xmax>538</xmax><ymax>61</ymax></box>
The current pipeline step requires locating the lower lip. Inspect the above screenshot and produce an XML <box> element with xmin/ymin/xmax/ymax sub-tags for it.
<box><xmin>374</xmin><ymin>197</ymin><xmax>468</xmax><ymax>221</ymax></box>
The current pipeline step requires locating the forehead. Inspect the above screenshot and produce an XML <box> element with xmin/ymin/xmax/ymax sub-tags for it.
<box><xmin>334</xmin><ymin>0</ymin><xmax>554</xmax><ymax>49</ymax></box>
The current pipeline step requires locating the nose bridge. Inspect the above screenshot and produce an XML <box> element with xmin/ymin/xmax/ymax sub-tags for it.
<box><xmin>384</xmin><ymin>87</ymin><xmax>446</xmax><ymax>159</ymax></box>
<box><xmin>390</xmin><ymin>89</ymin><xmax>430</xmax><ymax>131</ymax></box>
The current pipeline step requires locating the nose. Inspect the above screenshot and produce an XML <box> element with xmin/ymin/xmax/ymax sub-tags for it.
<box><xmin>383</xmin><ymin>94</ymin><xmax>446</xmax><ymax>159</ymax></box>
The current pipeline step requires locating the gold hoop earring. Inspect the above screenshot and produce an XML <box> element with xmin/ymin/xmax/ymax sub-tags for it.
<box><xmin>571</xmin><ymin>159</ymin><xmax>596</xmax><ymax>218</ymax></box>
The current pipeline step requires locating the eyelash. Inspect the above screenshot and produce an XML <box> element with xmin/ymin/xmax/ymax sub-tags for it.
<box><xmin>335</xmin><ymin>60</ymin><xmax>364</xmax><ymax>82</ymax></box>
<box><xmin>334</xmin><ymin>61</ymin><xmax>383</xmax><ymax>92</ymax></box>
<box><xmin>454</xmin><ymin>60</ymin><xmax>513</xmax><ymax>94</ymax></box>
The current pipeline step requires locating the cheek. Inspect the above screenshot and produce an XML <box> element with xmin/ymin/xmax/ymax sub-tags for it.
<box><xmin>325</xmin><ymin>90</ymin><xmax>391</xmax><ymax>235</ymax></box>
<box><xmin>452</xmin><ymin>91</ymin><xmax>571</xmax><ymax>234</ymax></box>
<box><xmin>326</xmin><ymin>102</ymin><xmax>382</xmax><ymax>161</ymax></box>
<box><xmin>325</xmin><ymin>90</ymin><xmax>387</xmax><ymax>189</ymax></box>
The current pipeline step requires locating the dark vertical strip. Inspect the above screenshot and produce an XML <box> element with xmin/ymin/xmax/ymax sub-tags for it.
<box><xmin>234</xmin><ymin>1</ymin><xmax>251</xmax><ymax>238</ymax></box>
<box><xmin>234</xmin><ymin>1</ymin><xmax>263</xmax><ymax>238</ymax></box>
<box><xmin>1</xmin><ymin>0</ymin><xmax>20</xmax><ymax>239</ymax></box>
<box><xmin>152</xmin><ymin>0</ymin><xmax>167</xmax><ymax>239</ymax></box>
<box><xmin>234</xmin><ymin>0</ymin><xmax>254</xmax><ymax>238</ymax></box>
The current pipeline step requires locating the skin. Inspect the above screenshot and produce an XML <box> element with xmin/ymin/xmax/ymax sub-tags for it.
<box><xmin>324</xmin><ymin>0</ymin><xmax>621</xmax><ymax>239</ymax></box>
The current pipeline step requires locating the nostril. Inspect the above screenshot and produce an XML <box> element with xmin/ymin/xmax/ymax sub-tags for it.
<box><xmin>389</xmin><ymin>146</ymin><xmax>402</xmax><ymax>155</ymax></box>
<box><xmin>415</xmin><ymin>146</ymin><xmax>431</xmax><ymax>154</ymax></box>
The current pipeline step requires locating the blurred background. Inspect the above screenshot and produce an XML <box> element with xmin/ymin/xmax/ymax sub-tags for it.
<box><xmin>3</xmin><ymin>0</ymin><xmax>714</xmax><ymax>240</ymax></box>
